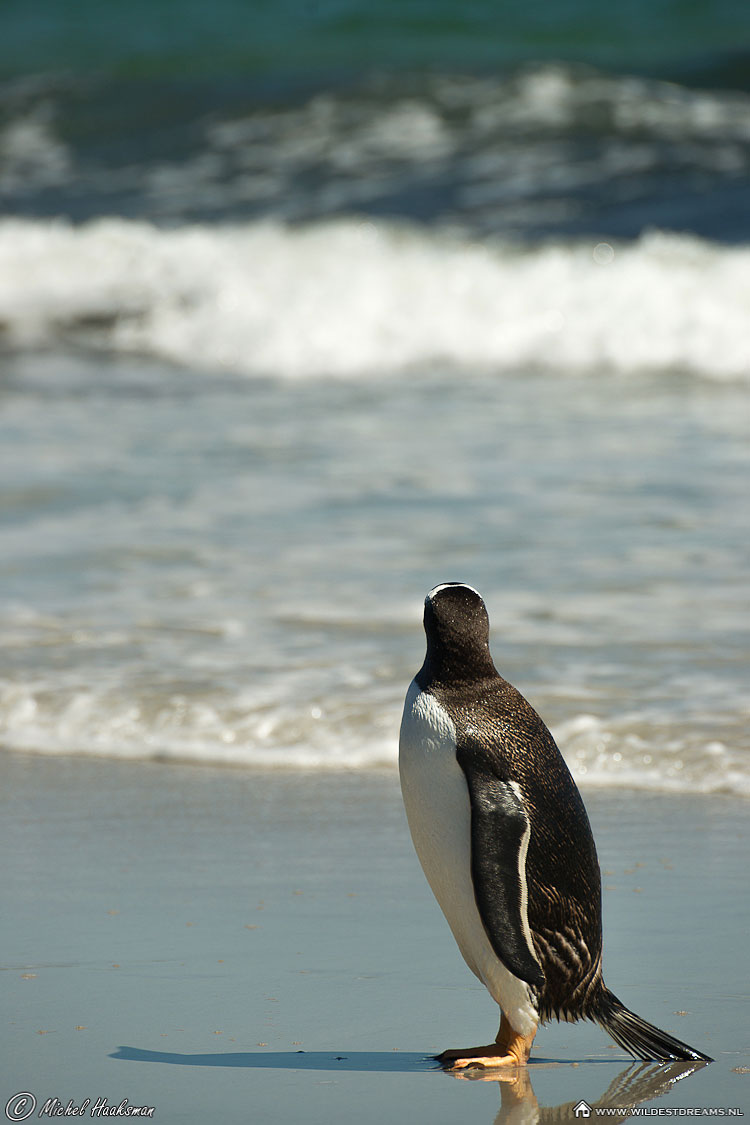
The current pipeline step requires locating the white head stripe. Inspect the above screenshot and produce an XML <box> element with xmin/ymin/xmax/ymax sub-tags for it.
<box><xmin>426</xmin><ymin>582</ymin><xmax>482</xmax><ymax>603</ymax></box>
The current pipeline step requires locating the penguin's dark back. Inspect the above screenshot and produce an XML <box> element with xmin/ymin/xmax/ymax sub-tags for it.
<box><xmin>430</xmin><ymin>674</ymin><xmax>602</xmax><ymax>934</ymax></box>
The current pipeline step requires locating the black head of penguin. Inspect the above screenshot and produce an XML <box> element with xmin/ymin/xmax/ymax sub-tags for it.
<box><xmin>420</xmin><ymin>582</ymin><xmax>497</xmax><ymax>686</ymax></box>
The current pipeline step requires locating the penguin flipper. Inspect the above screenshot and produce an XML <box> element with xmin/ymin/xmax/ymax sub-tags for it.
<box><xmin>457</xmin><ymin>748</ymin><xmax>545</xmax><ymax>989</ymax></box>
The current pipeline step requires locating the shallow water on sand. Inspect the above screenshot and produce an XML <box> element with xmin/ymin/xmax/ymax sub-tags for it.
<box><xmin>2</xmin><ymin>758</ymin><xmax>748</xmax><ymax>1120</ymax></box>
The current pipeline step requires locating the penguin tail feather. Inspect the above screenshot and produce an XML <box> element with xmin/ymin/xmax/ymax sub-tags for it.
<box><xmin>595</xmin><ymin>988</ymin><xmax>712</xmax><ymax>1062</ymax></box>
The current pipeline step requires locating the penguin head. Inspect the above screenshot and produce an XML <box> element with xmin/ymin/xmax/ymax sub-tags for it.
<box><xmin>420</xmin><ymin>583</ymin><xmax>496</xmax><ymax>684</ymax></box>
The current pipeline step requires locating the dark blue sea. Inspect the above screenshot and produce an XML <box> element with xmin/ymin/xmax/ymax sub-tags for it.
<box><xmin>3</xmin><ymin>0</ymin><xmax>750</xmax><ymax>238</ymax></box>
<box><xmin>0</xmin><ymin>0</ymin><xmax>749</xmax><ymax>792</ymax></box>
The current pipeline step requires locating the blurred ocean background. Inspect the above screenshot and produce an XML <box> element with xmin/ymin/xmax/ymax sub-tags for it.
<box><xmin>1</xmin><ymin>0</ymin><xmax>749</xmax><ymax>793</ymax></box>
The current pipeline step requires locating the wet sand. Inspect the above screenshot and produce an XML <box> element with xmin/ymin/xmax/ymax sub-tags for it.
<box><xmin>2</xmin><ymin>752</ymin><xmax>748</xmax><ymax>1122</ymax></box>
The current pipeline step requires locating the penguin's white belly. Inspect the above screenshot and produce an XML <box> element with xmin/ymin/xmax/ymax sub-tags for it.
<box><xmin>398</xmin><ymin>678</ymin><xmax>537</xmax><ymax>1037</ymax></box>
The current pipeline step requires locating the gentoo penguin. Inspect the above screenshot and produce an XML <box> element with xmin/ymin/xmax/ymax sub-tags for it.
<box><xmin>399</xmin><ymin>582</ymin><xmax>712</xmax><ymax>1069</ymax></box>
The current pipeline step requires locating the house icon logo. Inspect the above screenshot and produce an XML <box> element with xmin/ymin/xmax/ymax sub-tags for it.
<box><xmin>573</xmin><ymin>1102</ymin><xmax>592</xmax><ymax>1119</ymax></box>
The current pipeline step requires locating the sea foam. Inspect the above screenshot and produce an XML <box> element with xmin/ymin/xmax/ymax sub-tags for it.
<box><xmin>1</xmin><ymin>217</ymin><xmax>749</xmax><ymax>380</ymax></box>
<box><xmin>1</xmin><ymin>677</ymin><xmax>748</xmax><ymax>796</ymax></box>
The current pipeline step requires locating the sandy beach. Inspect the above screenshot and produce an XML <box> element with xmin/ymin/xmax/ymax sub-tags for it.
<box><xmin>2</xmin><ymin>752</ymin><xmax>748</xmax><ymax>1122</ymax></box>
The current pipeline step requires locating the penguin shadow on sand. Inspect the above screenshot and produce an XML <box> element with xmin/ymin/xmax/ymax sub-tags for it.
<box><xmin>111</xmin><ymin>1045</ymin><xmax>705</xmax><ymax>1121</ymax></box>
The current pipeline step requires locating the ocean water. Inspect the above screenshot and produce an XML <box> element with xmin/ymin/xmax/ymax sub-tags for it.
<box><xmin>1</xmin><ymin>1</ymin><xmax>749</xmax><ymax>794</ymax></box>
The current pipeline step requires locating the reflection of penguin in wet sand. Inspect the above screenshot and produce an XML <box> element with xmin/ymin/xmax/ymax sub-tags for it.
<box><xmin>399</xmin><ymin>583</ymin><xmax>712</xmax><ymax>1069</ymax></box>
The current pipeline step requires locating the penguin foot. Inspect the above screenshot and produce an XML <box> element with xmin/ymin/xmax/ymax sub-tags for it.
<box><xmin>436</xmin><ymin>1017</ymin><xmax>536</xmax><ymax>1070</ymax></box>
<box><xmin>436</xmin><ymin>1046</ymin><xmax>524</xmax><ymax>1069</ymax></box>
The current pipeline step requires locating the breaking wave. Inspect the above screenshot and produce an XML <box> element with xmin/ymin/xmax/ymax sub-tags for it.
<box><xmin>2</xmin><ymin>217</ymin><xmax>750</xmax><ymax>380</ymax></box>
